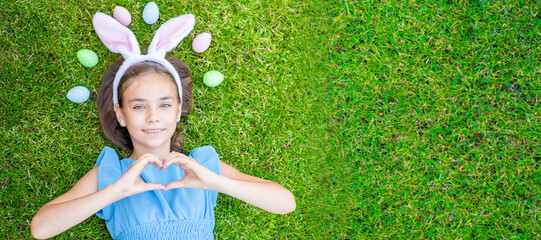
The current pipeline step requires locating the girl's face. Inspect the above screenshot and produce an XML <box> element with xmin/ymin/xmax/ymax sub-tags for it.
<box><xmin>115</xmin><ymin>72</ymin><xmax>181</xmax><ymax>156</ymax></box>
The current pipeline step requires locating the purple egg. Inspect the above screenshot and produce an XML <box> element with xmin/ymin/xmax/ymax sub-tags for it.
<box><xmin>113</xmin><ymin>6</ymin><xmax>132</xmax><ymax>26</ymax></box>
<box><xmin>192</xmin><ymin>33</ymin><xmax>212</xmax><ymax>53</ymax></box>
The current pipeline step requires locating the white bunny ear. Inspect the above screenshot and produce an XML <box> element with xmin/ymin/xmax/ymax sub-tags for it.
<box><xmin>147</xmin><ymin>14</ymin><xmax>195</xmax><ymax>57</ymax></box>
<box><xmin>93</xmin><ymin>12</ymin><xmax>141</xmax><ymax>59</ymax></box>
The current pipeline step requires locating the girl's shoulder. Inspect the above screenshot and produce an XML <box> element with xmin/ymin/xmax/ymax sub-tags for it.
<box><xmin>94</xmin><ymin>146</ymin><xmax>120</xmax><ymax>168</ymax></box>
<box><xmin>188</xmin><ymin>145</ymin><xmax>221</xmax><ymax>173</ymax></box>
<box><xmin>93</xmin><ymin>147</ymin><xmax>124</xmax><ymax>194</ymax></box>
<box><xmin>188</xmin><ymin>145</ymin><xmax>218</xmax><ymax>160</ymax></box>
<box><xmin>189</xmin><ymin>145</ymin><xmax>217</xmax><ymax>155</ymax></box>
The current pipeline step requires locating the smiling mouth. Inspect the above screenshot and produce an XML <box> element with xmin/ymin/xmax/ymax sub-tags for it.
<box><xmin>143</xmin><ymin>129</ymin><xmax>165</xmax><ymax>135</ymax></box>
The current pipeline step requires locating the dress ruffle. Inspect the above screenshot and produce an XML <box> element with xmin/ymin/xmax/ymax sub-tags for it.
<box><xmin>94</xmin><ymin>146</ymin><xmax>121</xmax><ymax>221</ymax></box>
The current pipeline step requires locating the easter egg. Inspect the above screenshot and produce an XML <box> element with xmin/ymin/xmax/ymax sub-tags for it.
<box><xmin>203</xmin><ymin>70</ymin><xmax>224</xmax><ymax>87</ymax></box>
<box><xmin>113</xmin><ymin>6</ymin><xmax>131</xmax><ymax>26</ymax></box>
<box><xmin>67</xmin><ymin>86</ymin><xmax>90</xmax><ymax>103</ymax></box>
<box><xmin>76</xmin><ymin>49</ymin><xmax>98</xmax><ymax>67</ymax></box>
<box><xmin>192</xmin><ymin>33</ymin><xmax>212</xmax><ymax>53</ymax></box>
<box><xmin>143</xmin><ymin>2</ymin><xmax>159</xmax><ymax>24</ymax></box>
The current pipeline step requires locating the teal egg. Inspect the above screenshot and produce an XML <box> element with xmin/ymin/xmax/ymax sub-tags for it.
<box><xmin>67</xmin><ymin>86</ymin><xmax>90</xmax><ymax>103</ymax></box>
<box><xmin>203</xmin><ymin>70</ymin><xmax>224</xmax><ymax>87</ymax></box>
<box><xmin>143</xmin><ymin>2</ymin><xmax>159</xmax><ymax>24</ymax></box>
<box><xmin>77</xmin><ymin>49</ymin><xmax>98</xmax><ymax>67</ymax></box>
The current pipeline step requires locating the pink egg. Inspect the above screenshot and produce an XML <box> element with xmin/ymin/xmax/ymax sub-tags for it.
<box><xmin>192</xmin><ymin>33</ymin><xmax>212</xmax><ymax>53</ymax></box>
<box><xmin>113</xmin><ymin>6</ymin><xmax>131</xmax><ymax>26</ymax></box>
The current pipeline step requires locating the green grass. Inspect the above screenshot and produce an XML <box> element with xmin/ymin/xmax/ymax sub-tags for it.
<box><xmin>327</xmin><ymin>0</ymin><xmax>541</xmax><ymax>238</ymax></box>
<box><xmin>1</xmin><ymin>0</ymin><xmax>541</xmax><ymax>239</ymax></box>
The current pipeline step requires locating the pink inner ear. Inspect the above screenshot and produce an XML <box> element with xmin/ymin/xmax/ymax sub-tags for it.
<box><xmin>93</xmin><ymin>12</ymin><xmax>137</xmax><ymax>55</ymax></box>
<box><xmin>151</xmin><ymin>14</ymin><xmax>195</xmax><ymax>53</ymax></box>
<box><xmin>109</xmin><ymin>37</ymin><xmax>133</xmax><ymax>53</ymax></box>
<box><xmin>155</xmin><ymin>34</ymin><xmax>171</xmax><ymax>51</ymax></box>
<box><xmin>154</xmin><ymin>19</ymin><xmax>184</xmax><ymax>50</ymax></box>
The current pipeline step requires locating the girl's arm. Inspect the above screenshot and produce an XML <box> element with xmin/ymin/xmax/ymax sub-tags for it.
<box><xmin>215</xmin><ymin>161</ymin><xmax>296</xmax><ymax>214</ymax></box>
<box><xmin>31</xmin><ymin>154</ymin><xmax>165</xmax><ymax>239</ymax></box>
<box><xmin>163</xmin><ymin>152</ymin><xmax>296</xmax><ymax>214</ymax></box>
<box><xmin>31</xmin><ymin>167</ymin><xmax>116</xmax><ymax>239</ymax></box>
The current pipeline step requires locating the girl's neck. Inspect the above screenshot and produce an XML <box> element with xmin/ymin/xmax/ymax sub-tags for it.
<box><xmin>129</xmin><ymin>145</ymin><xmax>170</xmax><ymax>160</ymax></box>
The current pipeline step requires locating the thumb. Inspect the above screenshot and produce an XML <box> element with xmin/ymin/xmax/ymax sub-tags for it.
<box><xmin>165</xmin><ymin>180</ymin><xmax>185</xmax><ymax>191</ymax></box>
<box><xmin>140</xmin><ymin>182</ymin><xmax>166</xmax><ymax>192</ymax></box>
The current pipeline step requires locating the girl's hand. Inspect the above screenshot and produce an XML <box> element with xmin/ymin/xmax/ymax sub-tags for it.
<box><xmin>162</xmin><ymin>152</ymin><xmax>219</xmax><ymax>191</ymax></box>
<box><xmin>115</xmin><ymin>154</ymin><xmax>165</xmax><ymax>197</ymax></box>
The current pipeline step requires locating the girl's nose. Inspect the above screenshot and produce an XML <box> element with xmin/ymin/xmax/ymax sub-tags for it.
<box><xmin>146</xmin><ymin>107</ymin><xmax>160</xmax><ymax>123</ymax></box>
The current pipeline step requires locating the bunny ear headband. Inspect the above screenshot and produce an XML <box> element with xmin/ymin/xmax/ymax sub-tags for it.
<box><xmin>92</xmin><ymin>12</ymin><xmax>195</xmax><ymax>107</ymax></box>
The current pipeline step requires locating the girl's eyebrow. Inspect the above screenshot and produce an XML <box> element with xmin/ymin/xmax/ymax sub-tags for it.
<box><xmin>159</xmin><ymin>96</ymin><xmax>174</xmax><ymax>101</ymax></box>
<box><xmin>128</xmin><ymin>98</ymin><xmax>146</xmax><ymax>103</ymax></box>
<box><xmin>128</xmin><ymin>96</ymin><xmax>174</xmax><ymax>103</ymax></box>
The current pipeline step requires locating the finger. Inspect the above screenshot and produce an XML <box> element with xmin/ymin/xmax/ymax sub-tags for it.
<box><xmin>129</xmin><ymin>182</ymin><xmax>166</xmax><ymax>196</ymax></box>
<box><xmin>161</xmin><ymin>152</ymin><xmax>179</xmax><ymax>169</ymax></box>
<box><xmin>125</xmin><ymin>160</ymin><xmax>149</xmax><ymax>176</ymax></box>
<box><xmin>163</xmin><ymin>152</ymin><xmax>178</xmax><ymax>166</ymax></box>
<box><xmin>125</xmin><ymin>155</ymin><xmax>162</xmax><ymax>179</ymax></box>
<box><xmin>162</xmin><ymin>152</ymin><xmax>189</xmax><ymax>169</ymax></box>
<box><xmin>164</xmin><ymin>180</ymin><xmax>185</xmax><ymax>191</ymax></box>
<box><xmin>141</xmin><ymin>182</ymin><xmax>166</xmax><ymax>192</ymax></box>
<box><xmin>138</xmin><ymin>154</ymin><xmax>163</xmax><ymax>168</ymax></box>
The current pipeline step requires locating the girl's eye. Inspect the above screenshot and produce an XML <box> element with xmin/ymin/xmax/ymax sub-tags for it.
<box><xmin>133</xmin><ymin>106</ymin><xmax>145</xmax><ymax>110</ymax></box>
<box><xmin>161</xmin><ymin>104</ymin><xmax>172</xmax><ymax>108</ymax></box>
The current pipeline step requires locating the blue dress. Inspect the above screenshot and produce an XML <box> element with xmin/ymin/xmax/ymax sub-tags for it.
<box><xmin>94</xmin><ymin>145</ymin><xmax>222</xmax><ymax>240</ymax></box>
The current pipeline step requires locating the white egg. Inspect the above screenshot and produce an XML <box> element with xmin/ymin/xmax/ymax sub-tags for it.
<box><xmin>67</xmin><ymin>86</ymin><xmax>90</xmax><ymax>103</ymax></box>
<box><xmin>143</xmin><ymin>2</ymin><xmax>159</xmax><ymax>24</ymax></box>
<box><xmin>192</xmin><ymin>33</ymin><xmax>212</xmax><ymax>53</ymax></box>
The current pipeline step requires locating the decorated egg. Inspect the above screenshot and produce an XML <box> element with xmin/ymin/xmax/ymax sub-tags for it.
<box><xmin>67</xmin><ymin>86</ymin><xmax>90</xmax><ymax>103</ymax></box>
<box><xmin>203</xmin><ymin>70</ymin><xmax>224</xmax><ymax>87</ymax></box>
<box><xmin>113</xmin><ymin>6</ymin><xmax>131</xmax><ymax>26</ymax></box>
<box><xmin>192</xmin><ymin>33</ymin><xmax>212</xmax><ymax>53</ymax></box>
<box><xmin>76</xmin><ymin>49</ymin><xmax>98</xmax><ymax>67</ymax></box>
<box><xmin>143</xmin><ymin>2</ymin><xmax>159</xmax><ymax>24</ymax></box>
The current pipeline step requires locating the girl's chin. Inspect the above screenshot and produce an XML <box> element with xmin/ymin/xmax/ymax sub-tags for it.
<box><xmin>132</xmin><ymin>137</ymin><xmax>173</xmax><ymax>150</ymax></box>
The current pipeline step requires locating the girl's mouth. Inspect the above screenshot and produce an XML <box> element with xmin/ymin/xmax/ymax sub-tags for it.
<box><xmin>143</xmin><ymin>129</ymin><xmax>165</xmax><ymax>136</ymax></box>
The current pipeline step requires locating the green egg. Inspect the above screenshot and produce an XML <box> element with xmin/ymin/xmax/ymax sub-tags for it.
<box><xmin>77</xmin><ymin>49</ymin><xmax>98</xmax><ymax>67</ymax></box>
<box><xmin>203</xmin><ymin>70</ymin><xmax>224</xmax><ymax>87</ymax></box>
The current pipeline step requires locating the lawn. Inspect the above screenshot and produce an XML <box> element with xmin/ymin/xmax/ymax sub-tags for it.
<box><xmin>1</xmin><ymin>0</ymin><xmax>540</xmax><ymax>239</ymax></box>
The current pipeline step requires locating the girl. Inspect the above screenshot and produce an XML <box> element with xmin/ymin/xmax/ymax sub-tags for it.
<box><xmin>31</xmin><ymin>13</ymin><xmax>295</xmax><ymax>239</ymax></box>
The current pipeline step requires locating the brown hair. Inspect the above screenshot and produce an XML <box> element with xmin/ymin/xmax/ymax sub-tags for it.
<box><xmin>97</xmin><ymin>56</ymin><xmax>193</xmax><ymax>153</ymax></box>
